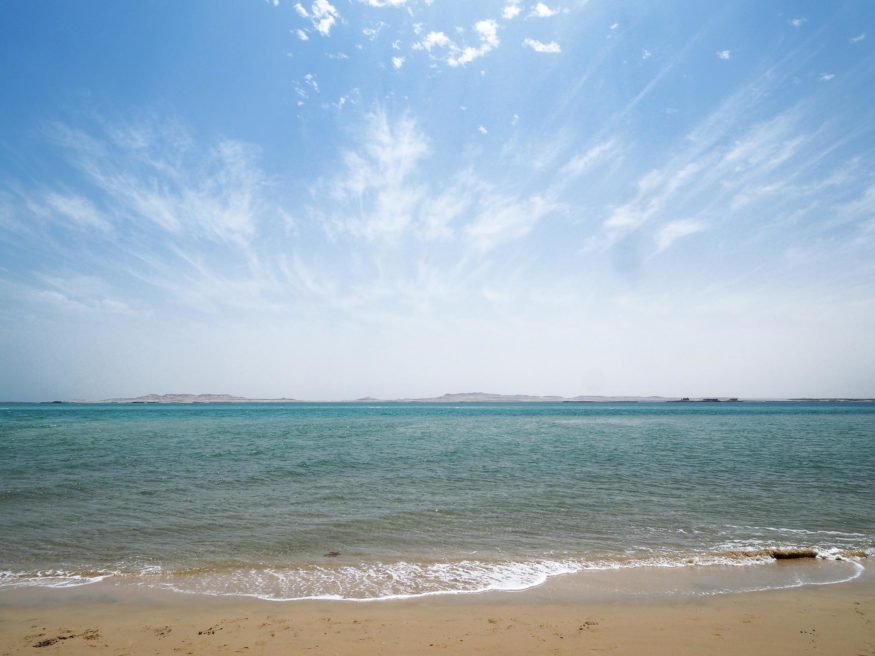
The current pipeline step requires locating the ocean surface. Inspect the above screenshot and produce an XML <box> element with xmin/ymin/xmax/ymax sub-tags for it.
<box><xmin>1</xmin><ymin>402</ymin><xmax>873</xmax><ymax>601</ymax></box>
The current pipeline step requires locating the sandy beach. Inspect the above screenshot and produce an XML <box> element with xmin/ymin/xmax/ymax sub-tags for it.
<box><xmin>1</xmin><ymin>565</ymin><xmax>873</xmax><ymax>656</ymax></box>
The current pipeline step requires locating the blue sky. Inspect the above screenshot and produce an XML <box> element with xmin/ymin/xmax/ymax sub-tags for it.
<box><xmin>1</xmin><ymin>0</ymin><xmax>874</xmax><ymax>400</ymax></box>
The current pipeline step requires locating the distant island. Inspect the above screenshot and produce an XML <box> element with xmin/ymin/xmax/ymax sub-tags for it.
<box><xmin>52</xmin><ymin>392</ymin><xmax>873</xmax><ymax>404</ymax></box>
<box><xmin>82</xmin><ymin>393</ymin><xmax>298</xmax><ymax>404</ymax></box>
<box><xmin>394</xmin><ymin>393</ymin><xmax>679</xmax><ymax>403</ymax></box>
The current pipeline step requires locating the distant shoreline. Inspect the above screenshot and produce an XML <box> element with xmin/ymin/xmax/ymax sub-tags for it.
<box><xmin>14</xmin><ymin>393</ymin><xmax>875</xmax><ymax>404</ymax></box>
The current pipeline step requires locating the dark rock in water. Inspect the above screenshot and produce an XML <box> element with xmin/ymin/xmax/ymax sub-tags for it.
<box><xmin>770</xmin><ymin>549</ymin><xmax>818</xmax><ymax>560</ymax></box>
<box><xmin>324</xmin><ymin>550</ymin><xmax>341</xmax><ymax>557</ymax></box>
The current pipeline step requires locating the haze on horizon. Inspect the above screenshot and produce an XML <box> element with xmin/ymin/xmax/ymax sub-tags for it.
<box><xmin>1</xmin><ymin>0</ymin><xmax>874</xmax><ymax>402</ymax></box>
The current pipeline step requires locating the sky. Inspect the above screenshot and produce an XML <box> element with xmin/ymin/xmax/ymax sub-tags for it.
<box><xmin>1</xmin><ymin>0</ymin><xmax>874</xmax><ymax>401</ymax></box>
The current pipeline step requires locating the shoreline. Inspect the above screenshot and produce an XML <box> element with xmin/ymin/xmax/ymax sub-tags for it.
<box><xmin>1</xmin><ymin>554</ymin><xmax>868</xmax><ymax>603</ymax></box>
<box><xmin>1</xmin><ymin>565</ymin><xmax>873</xmax><ymax>655</ymax></box>
<box><xmin>9</xmin><ymin>398</ymin><xmax>875</xmax><ymax>404</ymax></box>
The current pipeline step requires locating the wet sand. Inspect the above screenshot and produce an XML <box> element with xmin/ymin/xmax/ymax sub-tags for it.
<box><xmin>1</xmin><ymin>567</ymin><xmax>873</xmax><ymax>655</ymax></box>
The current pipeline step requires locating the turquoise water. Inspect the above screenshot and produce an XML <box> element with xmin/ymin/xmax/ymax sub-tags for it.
<box><xmin>1</xmin><ymin>402</ymin><xmax>873</xmax><ymax>599</ymax></box>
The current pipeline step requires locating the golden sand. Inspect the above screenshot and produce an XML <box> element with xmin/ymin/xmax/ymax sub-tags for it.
<box><xmin>1</xmin><ymin>572</ymin><xmax>873</xmax><ymax>655</ymax></box>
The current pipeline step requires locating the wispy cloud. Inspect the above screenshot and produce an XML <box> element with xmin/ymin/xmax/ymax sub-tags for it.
<box><xmin>716</xmin><ymin>49</ymin><xmax>731</xmax><ymax>60</ymax></box>
<box><xmin>311</xmin><ymin>109</ymin><xmax>562</xmax><ymax>253</ymax></box>
<box><xmin>42</xmin><ymin>192</ymin><xmax>111</xmax><ymax>232</ymax></box>
<box><xmin>41</xmin><ymin>118</ymin><xmax>270</xmax><ymax>248</ymax></box>
<box><xmin>317</xmin><ymin>109</ymin><xmax>430</xmax><ymax>240</ymax></box>
<box><xmin>465</xmin><ymin>194</ymin><xmax>558</xmax><ymax>251</ymax></box>
<box><xmin>557</xmin><ymin>140</ymin><xmax>618</xmax><ymax>180</ymax></box>
<box><xmin>850</xmin><ymin>33</ymin><xmax>866</xmax><ymax>44</ymax></box>
<box><xmin>789</xmin><ymin>17</ymin><xmax>807</xmax><ymax>28</ymax></box>
<box><xmin>581</xmin><ymin>98</ymin><xmax>837</xmax><ymax>259</ymax></box>
<box><xmin>654</xmin><ymin>219</ymin><xmax>706</xmax><ymax>253</ymax></box>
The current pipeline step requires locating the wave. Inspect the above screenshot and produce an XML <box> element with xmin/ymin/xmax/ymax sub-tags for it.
<box><xmin>1</xmin><ymin>546</ymin><xmax>869</xmax><ymax>601</ymax></box>
<box><xmin>0</xmin><ymin>569</ymin><xmax>117</xmax><ymax>589</ymax></box>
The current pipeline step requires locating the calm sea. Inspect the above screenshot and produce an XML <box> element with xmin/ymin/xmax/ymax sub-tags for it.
<box><xmin>1</xmin><ymin>402</ymin><xmax>873</xmax><ymax>600</ymax></box>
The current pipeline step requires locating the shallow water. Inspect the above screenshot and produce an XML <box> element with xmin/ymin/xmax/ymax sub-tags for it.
<box><xmin>1</xmin><ymin>402</ymin><xmax>873</xmax><ymax>599</ymax></box>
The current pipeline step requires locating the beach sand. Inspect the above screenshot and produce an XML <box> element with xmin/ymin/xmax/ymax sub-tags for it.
<box><xmin>1</xmin><ymin>567</ymin><xmax>874</xmax><ymax>655</ymax></box>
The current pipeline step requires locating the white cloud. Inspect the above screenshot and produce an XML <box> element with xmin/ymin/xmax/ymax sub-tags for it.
<box><xmin>454</xmin><ymin>19</ymin><xmax>500</xmax><ymax>65</ymax></box>
<box><xmin>654</xmin><ymin>220</ymin><xmax>705</xmax><ymax>253</ymax></box>
<box><xmin>295</xmin><ymin>29</ymin><xmax>310</xmax><ymax>41</ymax></box>
<box><xmin>819</xmin><ymin>73</ymin><xmax>835</xmax><ymax>81</ymax></box>
<box><xmin>530</xmin><ymin>2</ymin><xmax>557</xmax><ymax>18</ymax></box>
<box><xmin>789</xmin><ymin>17</ymin><xmax>806</xmax><ymax>28</ymax></box>
<box><xmin>415</xmin><ymin>20</ymin><xmax>501</xmax><ymax>67</ymax></box>
<box><xmin>359</xmin><ymin>0</ymin><xmax>407</xmax><ymax>6</ymax></box>
<box><xmin>392</xmin><ymin>56</ymin><xmax>405</xmax><ymax>69</ymax></box>
<box><xmin>413</xmin><ymin>31</ymin><xmax>451</xmax><ymax>51</ymax></box>
<box><xmin>850</xmin><ymin>33</ymin><xmax>866</xmax><ymax>44</ymax></box>
<box><xmin>523</xmin><ymin>38</ymin><xmax>561</xmax><ymax>53</ymax></box>
<box><xmin>610</xmin><ymin>22</ymin><xmax>619</xmax><ymax>30</ymax></box>
<box><xmin>296</xmin><ymin>0</ymin><xmax>340</xmax><ymax>36</ymax></box>
<box><xmin>641</xmin><ymin>48</ymin><xmax>652</xmax><ymax>60</ymax></box>
<box><xmin>716</xmin><ymin>49</ymin><xmax>730</xmax><ymax>60</ymax></box>
<box><xmin>478</xmin><ymin>125</ymin><xmax>488</xmax><ymax>134</ymax></box>
<box><xmin>502</xmin><ymin>2</ymin><xmax>522</xmax><ymax>19</ymax></box>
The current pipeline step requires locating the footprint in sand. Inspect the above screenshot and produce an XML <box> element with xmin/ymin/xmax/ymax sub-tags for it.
<box><xmin>32</xmin><ymin>629</ymin><xmax>100</xmax><ymax>648</ymax></box>
<box><xmin>147</xmin><ymin>625</ymin><xmax>172</xmax><ymax>638</ymax></box>
<box><xmin>198</xmin><ymin>626</ymin><xmax>223</xmax><ymax>636</ymax></box>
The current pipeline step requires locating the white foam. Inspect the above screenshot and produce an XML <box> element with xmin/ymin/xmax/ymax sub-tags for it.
<box><xmin>0</xmin><ymin>569</ymin><xmax>114</xmax><ymax>589</ymax></box>
<box><xmin>138</xmin><ymin>551</ymin><xmax>870</xmax><ymax>602</ymax></box>
<box><xmin>149</xmin><ymin>559</ymin><xmax>585</xmax><ymax>602</ymax></box>
<box><xmin>1</xmin><ymin>549</ymin><xmax>869</xmax><ymax>601</ymax></box>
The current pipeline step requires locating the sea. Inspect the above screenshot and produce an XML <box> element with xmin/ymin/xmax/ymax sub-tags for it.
<box><xmin>1</xmin><ymin>401</ymin><xmax>873</xmax><ymax>602</ymax></box>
